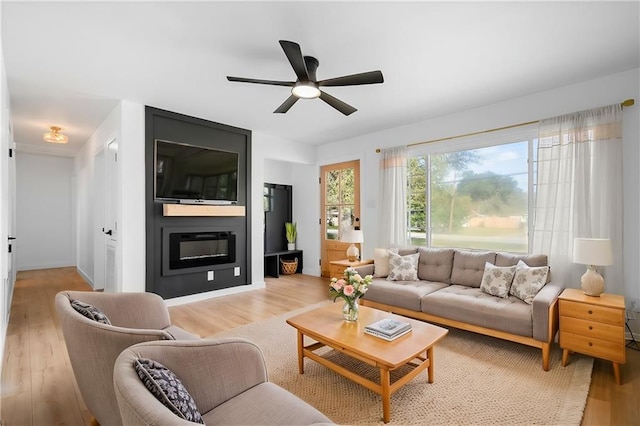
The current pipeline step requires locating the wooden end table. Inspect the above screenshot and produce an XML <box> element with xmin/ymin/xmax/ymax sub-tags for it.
<box><xmin>558</xmin><ymin>288</ymin><xmax>626</xmax><ymax>384</ymax></box>
<box><xmin>286</xmin><ymin>303</ymin><xmax>448</xmax><ymax>423</ymax></box>
<box><xmin>328</xmin><ymin>258</ymin><xmax>373</xmax><ymax>278</ymax></box>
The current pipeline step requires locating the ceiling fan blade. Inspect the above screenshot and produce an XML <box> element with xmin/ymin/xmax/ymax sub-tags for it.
<box><xmin>279</xmin><ymin>40</ymin><xmax>310</xmax><ymax>81</ymax></box>
<box><xmin>274</xmin><ymin>95</ymin><xmax>299</xmax><ymax>114</ymax></box>
<box><xmin>319</xmin><ymin>91</ymin><xmax>357</xmax><ymax>116</ymax></box>
<box><xmin>227</xmin><ymin>76</ymin><xmax>294</xmax><ymax>87</ymax></box>
<box><xmin>318</xmin><ymin>70</ymin><xmax>384</xmax><ymax>87</ymax></box>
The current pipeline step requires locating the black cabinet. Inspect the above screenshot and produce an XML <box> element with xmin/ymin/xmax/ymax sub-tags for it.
<box><xmin>264</xmin><ymin>183</ymin><xmax>292</xmax><ymax>253</ymax></box>
<box><xmin>264</xmin><ymin>183</ymin><xmax>303</xmax><ymax>276</ymax></box>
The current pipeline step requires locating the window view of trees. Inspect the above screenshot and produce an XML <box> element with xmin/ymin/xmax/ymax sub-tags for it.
<box><xmin>325</xmin><ymin>167</ymin><xmax>356</xmax><ymax>240</ymax></box>
<box><xmin>408</xmin><ymin>141</ymin><xmax>530</xmax><ymax>252</ymax></box>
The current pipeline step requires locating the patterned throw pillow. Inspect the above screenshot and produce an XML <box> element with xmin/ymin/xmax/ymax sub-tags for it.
<box><xmin>509</xmin><ymin>260</ymin><xmax>550</xmax><ymax>304</ymax></box>
<box><xmin>70</xmin><ymin>300</ymin><xmax>111</xmax><ymax>325</ymax></box>
<box><xmin>134</xmin><ymin>358</ymin><xmax>204</xmax><ymax>424</ymax></box>
<box><xmin>386</xmin><ymin>252</ymin><xmax>420</xmax><ymax>281</ymax></box>
<box><xmin>480</xmin><ymin>262</ymin><xmax>516</xmax><ymax>298</ymax></box>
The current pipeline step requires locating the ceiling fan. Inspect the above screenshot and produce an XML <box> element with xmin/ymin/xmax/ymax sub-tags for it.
<box><xmin>227</xmin><ymin>40</ymin><xmax>384</xmax><ymax>116</ymax></box>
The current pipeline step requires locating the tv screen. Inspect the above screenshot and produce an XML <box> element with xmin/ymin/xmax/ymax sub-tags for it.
<box><xmin>154</xmin><ymin>139</ymin><xmax>239</xmax><ymax>204</ymax></box>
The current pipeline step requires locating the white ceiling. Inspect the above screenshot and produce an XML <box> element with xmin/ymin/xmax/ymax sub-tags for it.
<box><xmin>2</xmin><ymin>1</ymin><xmax>639</xmax><ymax>156</ymax></box>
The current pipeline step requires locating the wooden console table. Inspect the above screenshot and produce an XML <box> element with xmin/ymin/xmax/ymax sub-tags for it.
<box><xmin>264</xmin><ymin>250</ymin><xmax>303</xmax><ymax>277</ymax></box>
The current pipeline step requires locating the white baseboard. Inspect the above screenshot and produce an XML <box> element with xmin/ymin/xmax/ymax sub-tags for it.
<box><xmin>164</xmin><ymin>281</ymin><xmax>266</xmax><ymax>307</ymax></box>
<box><xmin>75</xmin><ymin>267</ymin><xmax>95</xmax><ymax>289</ymax></box>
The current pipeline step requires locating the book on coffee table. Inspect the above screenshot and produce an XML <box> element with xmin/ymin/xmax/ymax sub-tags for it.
<box><xmin>365</xmin><ymin>318</ymin><xmax>412</xmax><ymax>341</ymax></box>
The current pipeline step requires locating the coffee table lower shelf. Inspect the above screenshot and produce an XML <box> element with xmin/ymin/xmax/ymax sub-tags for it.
<box><xmin>296</xmin><ymin>333</ymin><xmax>433</xmax><ymax>423</ymax></box>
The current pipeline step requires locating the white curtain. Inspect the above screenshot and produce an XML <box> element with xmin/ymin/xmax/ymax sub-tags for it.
<box><xmin>377</xmin><ymin>146</ymin><xmax>409</xmax><ymax>248</ymax></box>
<box><xmin>532</xmin><ymin>104</ymin><xmax>623</xmax><ymax>294</ymax></box>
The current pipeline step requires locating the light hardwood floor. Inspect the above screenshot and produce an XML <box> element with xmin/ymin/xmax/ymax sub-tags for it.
<box><xmin>1</xmin><ymin>267</ymin><xmax>638</xmax><ymax>425</ymax></box>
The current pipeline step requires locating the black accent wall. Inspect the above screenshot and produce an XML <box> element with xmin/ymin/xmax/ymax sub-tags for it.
<box><xmin>145</xmin><ymin>107</ymin><xmax>252</xmax><ymax>299</ymax></box>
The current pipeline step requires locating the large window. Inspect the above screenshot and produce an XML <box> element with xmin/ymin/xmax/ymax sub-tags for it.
<box><xmin>408</xmin><ymin>128</ymin><xmax>536</xmax><ymax>253</ymax></box>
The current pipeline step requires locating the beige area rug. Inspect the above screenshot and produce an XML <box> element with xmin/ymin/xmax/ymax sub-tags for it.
<box><xmin>212</xmin><ymin>302</ymin><xmax>593</xmax><ymax>425</ymax></box>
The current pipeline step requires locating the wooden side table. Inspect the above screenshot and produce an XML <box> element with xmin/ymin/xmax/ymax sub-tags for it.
<box><xmin>329</xmin><ymin>259</ymin><xmax>373</xmax><ymax>278</ymax></box>
<box><xmin>558</xmin><ymin>288</ymin><xmax>626</xmax><ymax>384</ymax></box>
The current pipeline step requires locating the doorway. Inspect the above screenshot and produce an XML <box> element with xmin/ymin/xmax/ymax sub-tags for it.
<box><xmin>320</xmin><ymin>160</ymin><xmax>360</xmax><ymax>277</ymax></box>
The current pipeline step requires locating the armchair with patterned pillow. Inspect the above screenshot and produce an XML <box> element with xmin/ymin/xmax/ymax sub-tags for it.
<box><xmin>55</xmin><ymin>290</ymin><xmax>200</xmax><ymax>426</ymax></box>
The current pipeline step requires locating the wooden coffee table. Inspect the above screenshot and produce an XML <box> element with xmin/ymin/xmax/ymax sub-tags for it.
<box><xmin>286</xmin><ymin>303</ymin><xmax>448</xmax><ymax>423</ymax></box>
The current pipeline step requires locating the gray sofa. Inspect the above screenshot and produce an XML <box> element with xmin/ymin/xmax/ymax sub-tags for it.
<box><xmin>355</xmin><ymin>248</ymin><xmax>563</xmax><ymax>371</ymax></box>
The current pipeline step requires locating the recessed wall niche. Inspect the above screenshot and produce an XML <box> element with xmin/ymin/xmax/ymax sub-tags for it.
<box><xmin>145</xmin><ymin>107</ymin><xmax>251</xmax><ymax>299</ymax></box>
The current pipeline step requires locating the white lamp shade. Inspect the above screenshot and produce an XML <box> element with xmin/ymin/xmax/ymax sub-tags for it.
<box><xmin>573</xmin><ymin>238</ymin><xmax>613</xmax><ymax>266</ymax></box>
<box><xmin>342</xmin><ymin>229</ymin><xmax>364</xmax><ymax>243</ymax></box>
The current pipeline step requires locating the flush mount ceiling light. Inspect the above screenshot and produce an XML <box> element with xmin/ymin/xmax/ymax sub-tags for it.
<box><xmin>291</xmin><ymin>81</ymin><xmax>321</xmax><ymax>99</ymax></box>
<box><xmin>43</xmin><ymin>126</ymin><xmax>69</xmax><ymax>144</ymax></box>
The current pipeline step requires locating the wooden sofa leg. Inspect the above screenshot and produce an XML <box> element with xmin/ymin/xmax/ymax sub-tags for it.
<box><xmin>542</xmin><ymin>342</ymin><xmax>551</xmax><ymax>371</ymax></box>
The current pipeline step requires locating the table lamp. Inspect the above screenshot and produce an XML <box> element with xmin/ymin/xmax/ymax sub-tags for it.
<box><xmin>342</xmin><ymin>229</ymin><xmax>364</xmax><ymax>262</ymax></box>
<box><xmin>573</xmin><ymin>238</ymin><xmax>613</xmax><ymax>297</ymax></box>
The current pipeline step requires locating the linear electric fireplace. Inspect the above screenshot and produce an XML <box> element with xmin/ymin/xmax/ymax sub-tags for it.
<box><xmin>163</xmin><ymin>229</ymin><xmax>236</xmax><ymax>276</ymax></box>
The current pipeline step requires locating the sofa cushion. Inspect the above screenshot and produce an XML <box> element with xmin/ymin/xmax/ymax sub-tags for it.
<box><xmin>364</xmin><ymin>278</ymin><xmax>448</xmax><ymax>311</ymax></box>
<box><xmin>510</xmin><ymin>260</ymin><xmax>549</xmax><ymax>304</ymax></box>
<box><xmin>495</xmin><ymin>252</ymin><xmax>551</xmax><ymax>283</ymax></box>
<box><xmin>480</xmin><ymin>262</ymin><xmax>516</xmax><ymax>298</ymax></box>
<box><xmin>134</xmin><ymin>358</ymin><xmax>204</xmax><ymax>424</ymax></box>
<box><xmin>71</xmin><ymin>300</ymin><xmax>111</xmax><ymax>325</ymax></box>
<box><xmin>450</xmin><ymin>251</ymin><xmax>496</xmax><ymax>287</ymax></box>
<box><xmin>421</xmin><ymin>285</ymin><xmax>533</xmax><ymax>337</ymax></box>
<box><xmin>387</xmin><ymin>252</ymin><xmax>419</xmax><ymax>281</ymax></box>
<box><xmin>417</xmin><ymin>248</ymin><xmax>454</xmax><ymax>284</ymax></box>
<box><xmin>373</xmin><ymin>248</ymin><xmax>391</xmax><ymax>278</ymax></box>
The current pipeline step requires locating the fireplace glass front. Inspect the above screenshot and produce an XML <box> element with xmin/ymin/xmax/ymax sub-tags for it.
<box><xmin>169</xmin><ymin>231</ymin><xmax>236</xmax><ymax>270</ymax></box>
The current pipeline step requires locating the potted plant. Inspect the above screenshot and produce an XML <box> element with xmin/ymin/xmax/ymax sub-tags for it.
<box><xmin>285</xmin><ymin>222</ymin><xmax>297</xmax><ymax>250</ymax></box>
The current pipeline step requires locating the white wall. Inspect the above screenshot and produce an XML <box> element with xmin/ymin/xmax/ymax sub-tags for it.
<box><xmin>264</xmin><ymin>159</ymin><xmax>293</xmax><ymax>185</ymax></box>
<box><xmin>317</xmin><ymin>68</ymin><xmax>640</xmax><ymax>308</ymax></box>
<box><xmin>119</xmin><ymin>101</ymin><xmax>145</xmax><ymax>293</ymax></box>
<box><xmin>0</xmin><ymin>6</ymin><xmax>10</xmax><ymax>374</ymax></box>
<box><xmin>15</xmin><ymin>153</ymin><xmax>74</xmax><ymax>270</ymax></box>
<box><xmin>291</xmin><ymin>162</ymin><xmax>321</xmax><ymax>276</ymax></box>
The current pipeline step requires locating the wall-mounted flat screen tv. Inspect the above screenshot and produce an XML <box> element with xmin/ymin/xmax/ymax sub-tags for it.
<box><xmin>154</xmin><ymin>139</ymin><xmax>239</xmax><ymax>205</ymax></box>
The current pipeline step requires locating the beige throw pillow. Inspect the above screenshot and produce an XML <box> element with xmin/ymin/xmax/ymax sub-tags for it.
<box><xmin>386</xmin><ymin>252</ymin><xmax>420</xmax><ymax>281</ymax></box>
<box><xmin>509</xmin><ymin>260</ymin><xmax>550</xmax><ymax>304</ymax></box>
<box><xmin>480</xmin><ymin>262</ymin><xmax>516</xmax><ymax>298</ymax></box>
<box><xmin>373</xmin><ymin>248</ymin><xmax>390</xmax><ymax>278</ymax></box>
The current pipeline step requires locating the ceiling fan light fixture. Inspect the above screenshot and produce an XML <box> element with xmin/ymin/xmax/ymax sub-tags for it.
<box><xmin>43</xmin><ymin>126</ymin><xmax>69</xmax><ymax>144</ymax></box>
<box><xmin>291</xmin><ymin>82</ymin><xmax>320</xmax><ymax>99</ymax></box>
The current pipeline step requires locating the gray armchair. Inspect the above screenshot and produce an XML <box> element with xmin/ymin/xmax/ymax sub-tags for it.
<box><xmin>114</xmin><ymin>338</ymin><xmax>334</xmax><ymax>425</ymax></box>
<box><xmin>55</xmin><ymin>290</ymin><xmax>200</xmax><ymax>426</ymax></box>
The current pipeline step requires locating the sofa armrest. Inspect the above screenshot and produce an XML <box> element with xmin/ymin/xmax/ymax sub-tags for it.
<box><xmin>353</xmin><ymin>264</ymin><xmax>375</xmax><ymax>277</ymax></box>
<box><xmin>532</xmin><ymin>281</ymin><xmax>564</xmax><ymax>342</ymax></box>
<box><xmin>114</xmin><ymin>338</ymin><xmax>269</xmax><ymax>425</ymax></box>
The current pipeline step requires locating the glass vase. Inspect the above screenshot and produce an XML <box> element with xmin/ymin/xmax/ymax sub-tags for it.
<box><xmin>342</xmin><ymin>298</ymin><xmax>360</xmax><ymax>322</ymax></box>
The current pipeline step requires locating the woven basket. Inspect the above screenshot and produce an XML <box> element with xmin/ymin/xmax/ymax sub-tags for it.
<box><xmin>280</xmin><ymin>257</ymin><xmax>298</xmax><ymax>275</ymax></box>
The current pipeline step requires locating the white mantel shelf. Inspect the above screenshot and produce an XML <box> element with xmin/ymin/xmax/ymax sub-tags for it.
<box><xmin>162</xmin><ymin>204</ymin><xmax>246</xmax><ymax>217</ymax></box>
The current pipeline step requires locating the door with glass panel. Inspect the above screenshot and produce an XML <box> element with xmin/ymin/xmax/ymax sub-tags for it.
<box><xmin>320</xmin><ymin>160</ymin><xmax>360</xmax><ymax>277</ymax></box>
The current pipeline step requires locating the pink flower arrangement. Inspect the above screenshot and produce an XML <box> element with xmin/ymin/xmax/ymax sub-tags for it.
<box><xmin>329</xmin><ymin>267</ymin><xmax>372</xmax><ymax>304</ymax></box>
